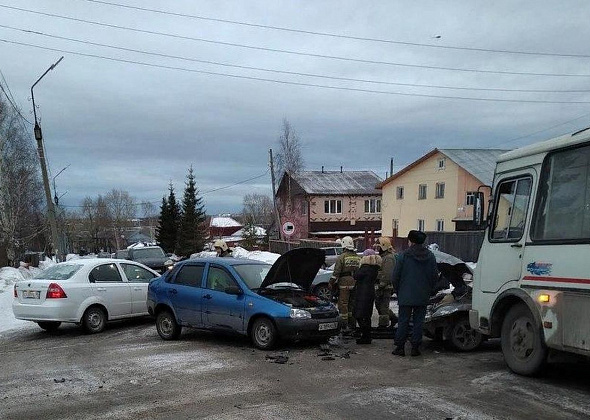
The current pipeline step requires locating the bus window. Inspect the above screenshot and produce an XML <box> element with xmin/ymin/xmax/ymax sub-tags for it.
<box><xmin>491</xmin><ymin>177</ymin><xmax>532</xmax><ymax>241</ymax></box>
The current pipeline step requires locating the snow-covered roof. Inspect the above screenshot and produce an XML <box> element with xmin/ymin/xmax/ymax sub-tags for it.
<box><xmin>210</xmin><ymin>216</ymin><xmax>242</xmax><ymax>228</ymax></box>
<box><xmin>233</xmin><ymin>226</ymin><xmax>267</xmax><ymax>237</ymax></box>
<box><xmin>291</xmin><ymin>171</ymin><xmax>382</xmax><ymax>195</ymax></box>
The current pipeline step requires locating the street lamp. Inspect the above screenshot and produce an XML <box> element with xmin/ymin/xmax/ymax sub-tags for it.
<box><xmin>31</xmin><ymin>56</ymin><xmax>64</xmax><ymax>260</ymax></box>
<box><xmin>52</xmin><ymin>164</ymin><xmax>70</xmax><ymax>206</ymax></box>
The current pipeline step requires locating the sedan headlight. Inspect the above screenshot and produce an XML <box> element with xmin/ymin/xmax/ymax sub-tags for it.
<box><xmin>290</xmin><ymin>308</ymin><xmax>312</xmax><ymax>319</ymax></box>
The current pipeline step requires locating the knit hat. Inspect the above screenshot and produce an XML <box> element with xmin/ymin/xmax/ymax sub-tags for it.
<box><xmin>363</xmin><ymin>248</ymin><xmax>376</xmax><ymax>256</ymax></box>
<box><xmin>408</xmin><ymin>230</ymin><xmax>427</xmax><ymax>245</ymax></box>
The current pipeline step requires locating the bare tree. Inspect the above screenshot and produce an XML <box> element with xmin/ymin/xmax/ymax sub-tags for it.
<box><xmin>105</xmin><ymin>189</ymin><xmax>136</xmax><ymax>250</ymax></box>
<box><xmin>275</xmin><ymin>119</ymin><xmax>304</xmax><ymax>185</ymax></box>
<box><xmin>0</xmin><ymin>92</ymin><xmax>44</xmax><ymax>265</ymax></box>
<box><xmin>242</xmin><ymin>193</ymin><xmax>274</xmax><ymax>229</ymax></box>
<box><xmin>141</xmin><ymin>200</ymin><xmax>157</xmax><ymax>241</ymax></box>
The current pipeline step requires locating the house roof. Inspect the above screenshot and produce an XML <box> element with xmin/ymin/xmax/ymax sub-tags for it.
<box><xmin>289</xmin><ymin>171</ymin><xmax>382</xmax><ymax>195</ymax></box>
<box><xmin>378</xmin><ymin>148</ymin><xmax>509</xmax><ymax>189</ymax></box>
<box><xmin>210</xmin><ymin>216</ymin><xmax>242</xmax><ymax>228</ymax></box>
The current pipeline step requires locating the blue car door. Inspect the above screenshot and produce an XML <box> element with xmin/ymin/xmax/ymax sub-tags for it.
<box><xmin>165</xmin><ymin>263</ymin><xmax>205</xmax><ymax>327</ymax></box>
<box><xmin>202</xmin><ymin>264</ymin><xmax>245</xmax><ymax>332</ymax></box>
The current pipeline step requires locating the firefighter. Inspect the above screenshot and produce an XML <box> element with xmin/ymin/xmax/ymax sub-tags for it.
<box><xmin>213</xmin><ymin>239</ymin><xmax>232</xmax><ymax>257</ymax></box>
<box><xmin>373</xmin><ymin>237</ymin><xmax>397</xmax><ymax>328</ymax></box>
<box><xmin>329</xmin><ymin>236</ymin><xmax>361</xmax><ymax>333</ymax></box>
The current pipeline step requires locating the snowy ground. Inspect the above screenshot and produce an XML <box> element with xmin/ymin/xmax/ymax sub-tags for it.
<box><xmin>0</xmin><ymin>267</ymin><xmax>38</xmax><ymax>335</ymax></box>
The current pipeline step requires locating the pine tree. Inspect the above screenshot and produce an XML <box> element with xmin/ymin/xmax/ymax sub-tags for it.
<box><xmin>155</xmin><ymin>183</ymin><xmax>180</xmax><ymax>253</ymax></box>
<box><xmin>177</xmin><ymin>167</ymin><xmax>207</xmax><ymax>256</ymax></box>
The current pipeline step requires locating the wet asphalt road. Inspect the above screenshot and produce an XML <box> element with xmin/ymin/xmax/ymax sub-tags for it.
<box><xmin>1</xmin><ymin>318</ymin><xmax>590</xmax><ymax>420</ymax></box>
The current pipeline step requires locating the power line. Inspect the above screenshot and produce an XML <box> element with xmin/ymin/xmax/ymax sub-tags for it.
<box><xmin>77</xmin><ymin>0</ymin><xmax>590</xmax><ymax>59</ymax></box>
<box><xmin>59</xmin><ymin>171</ymin><xmax>270</xmax><ymax>208</ymax></box>
<box><xmin>0</xmin><ymin>70</ymin><xmax>33</xmax><ymax>126</ymax></box>
<box><xmin>3</xmin><ymin>24</ymin><xmax>590</xmax><ymax>94</ymax></box>
<box><xmin>3</xmin><ymin>4</ymin><xmax>590</xmax><ymax>78</ymax></box>
<box><xmin>4</xmin><ymin>38</ymin><xmax>590</xmax><ymax>104</ymax></box>
<box><xmin>496</xmin><ymin>112</ymin><xmax>590</xmax><ymax>147</ymax></box>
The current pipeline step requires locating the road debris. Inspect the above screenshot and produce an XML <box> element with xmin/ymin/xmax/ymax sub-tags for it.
<box><xmin>265</xmin><ymin>352</ymin><xmax>289</xmax><ymax>364</ymax></box>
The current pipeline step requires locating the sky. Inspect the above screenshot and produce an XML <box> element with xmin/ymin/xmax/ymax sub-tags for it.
<box><xmin>1</xmin><ymin>0</ymin><xmax>590</xmax><ymax>215</ymax></box>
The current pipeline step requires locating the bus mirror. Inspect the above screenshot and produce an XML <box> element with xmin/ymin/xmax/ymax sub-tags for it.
<box><xmin>473</xmin><ymin>192</ymin><xmax>485</xmax><ymax>227</ymax></box>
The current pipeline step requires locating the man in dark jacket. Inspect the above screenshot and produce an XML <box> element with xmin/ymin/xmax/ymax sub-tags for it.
<box><xmin>392</xmin><ymin>230</ymin><xmax>438</xmax><ymax>357</ymax></box>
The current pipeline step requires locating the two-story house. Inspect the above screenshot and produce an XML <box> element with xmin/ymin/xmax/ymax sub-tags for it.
<box><xmin>276</xmin><ymin>170</ymin><xmax>383</xmax><ymax>240</ymax></box>
<box><xmin>378</xmin><ymin>149</ymin><xmax>509</xmax><ymax>236</ymax></box>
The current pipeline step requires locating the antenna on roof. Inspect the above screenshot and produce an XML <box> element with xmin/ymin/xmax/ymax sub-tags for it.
<box><xmin>340</xmin><ymin>166</ymin><xmax>343</xmax><ymax>173</ymax></box>
<box><xmin>321</xmin><ymin>166</ymin><xmax>324</xmax><ymax>173</ymax></box>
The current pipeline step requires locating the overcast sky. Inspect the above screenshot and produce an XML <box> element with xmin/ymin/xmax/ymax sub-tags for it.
<box><xmin>2</xmin><ymin>0</ymin><xmax>590</xmax><ymax>215</ymax></box>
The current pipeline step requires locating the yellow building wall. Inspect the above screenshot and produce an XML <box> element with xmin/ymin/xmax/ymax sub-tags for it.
<box><xmin>381</xmin><ymin>152</ymin><xmax>491</xmax><ymax>236</ymax></box>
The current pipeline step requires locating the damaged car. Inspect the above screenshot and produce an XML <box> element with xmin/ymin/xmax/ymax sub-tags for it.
<box><xmin>423</xmin><ymin>249</ymin><xmax>485</xmax><ymax>352</ymax></box>
<box><xmin>147</xmin><ymin>248</ymin><xmax>341</xmax><ymax>349</ymax></box>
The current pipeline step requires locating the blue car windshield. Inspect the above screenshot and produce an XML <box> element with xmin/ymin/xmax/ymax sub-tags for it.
<box><xmin>233</xmin><ymin>264</ymin><xmax>272</xmax><ymax>290</ymax></box>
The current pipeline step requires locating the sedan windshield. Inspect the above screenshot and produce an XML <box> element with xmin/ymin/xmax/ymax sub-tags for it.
<box><xmin>133</xmin><ymin>248</ymin><xmax>165</xmax><ymax>259</ymax></box>
<box><xmin>233</xmin><ymin>264</ymin><xmax>271</xmax><ymax>290</ymax></box>
<box><xmin>34</xmin><ymin>264</ymin><xmax>83</xmax><ymax>280</ymax></box>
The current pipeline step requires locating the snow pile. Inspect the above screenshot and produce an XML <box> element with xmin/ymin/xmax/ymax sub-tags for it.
<box><xmin>127</xmin><ymin>242</ymin><xmax>157</xmax><ymax>249</ymax></box>
<box><xmin>190</xmin><ymin>251</ymin><xmax>218</xmax><ymax>259</ymax></box>
<box><xmin>38</xmin><ymin>257</ymin><xmax>56</xmax><ymax>270</ymax></box>
<box><xmin>66</xmin><ymin>253</ymin><xmax>80</xmax><ymax>261</ymax></box>
<box><xmin>231</xmin><ymin>247</ymin><xmax>280</xmax><ymax>264</ymax></box>
<box><xmin>233</xmin><ymin>226</ymin><xmax>267</xmax><ymax>237</ymax></box>
<box><xmin>0</xmin><ymin>267</ymin><xmax>32</xmax><ymax>334</ymax></box>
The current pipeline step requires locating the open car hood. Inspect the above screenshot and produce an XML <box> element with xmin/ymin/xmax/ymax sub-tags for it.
<box><xmin>259</xmin><ymin>248</ymin><xmax>325</xmax><ymax>290</ymax></box>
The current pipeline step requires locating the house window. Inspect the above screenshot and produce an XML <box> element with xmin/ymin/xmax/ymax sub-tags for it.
<box><xmin>418</xmin><ymin>184</ymin><xmax>427</xmax><ymax>200</ymax></box>
<box><xmin>417</xmin><ymin>219</ymin><xmax>425</xmax><ymax>231</ymax></box>
<box><xmin>436</xmin><ymin>219</ymin><xmax>444</xmax><ymax>232</ymax></box>
<box><xmin>396</xmin><ymin>186</ymin><xmax>404</xmax><ymax>199</ymax></box>
<box><xmin>300</xmin><ymin>201</ymin><xmax>307</xmax><ymax>216</ymax></box>
<box><xmin>466</xmin><ymin>192</ymin><xmax>476</xmax><ymax>206</ymax></box>
<box><xmin>364</xmin><ymin>199</ymin><xmax>381</xmax><ymax>214</ymax></box>
<box><xmin>324</xmin><ymin>199</ymin><xmax>342</xmax><ymax>214</ymax></box>
<box><xmin>435</xmin><ymin>182</ymin><xmax>445</xmax><ymax>199</ymax></box>
<box><xmin>438</xmin><ymin>158</ymin><xmax>446</xmax><ymax>170</ymax></box>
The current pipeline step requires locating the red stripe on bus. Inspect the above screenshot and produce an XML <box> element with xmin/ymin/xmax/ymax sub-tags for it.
<box><xmin>522</xmin><ymin>276</ymin><xmax>590</xmax><ymax>285</ymax></box>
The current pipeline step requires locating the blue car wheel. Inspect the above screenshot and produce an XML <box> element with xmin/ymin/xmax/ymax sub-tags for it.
<box><xmin>156</xmin><ymin>310</ymin><xmax>182</xmax><ymax>340</ymax></box>
<box><xmin>251</xmin><ymin>317</ymin><xmax>278</xmax><ymax>350</ymax></box>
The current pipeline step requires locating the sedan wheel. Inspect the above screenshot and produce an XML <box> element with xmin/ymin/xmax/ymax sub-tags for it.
<box><xmin>251</xmin><ymin>318</ymin><xmax>277</xmax><ymax>350</ymax></box>
<box><xmin>37</xmin><ymin>321</ymin><xmax>61</xmax><ymax>332</ymax></box>
<box><xmin>314</xmin><ymin>284</ymin><xmax>332</xmax><ymax>301</ymax></box>
<box><xmin>448</xmin><ymin>316</ymin><xmax>483</xmax><ymax>351</ymax></box>
<box><xmin>156</xmin><ymin>310</ymin><xmax>181</xmax><ymax>340</ymax></box>
<box><xmin>82</xmin><ymin>306</ymin><xmax>106</xmax><ymax>334</ymax></box>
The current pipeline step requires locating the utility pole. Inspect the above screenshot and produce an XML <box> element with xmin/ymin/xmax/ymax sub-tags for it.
<box><xmin>269</xmin><ymin>149</ymin><xmax>283</xmax><ymax>241</ymax></box>
<box><xmin>31</xmin><ymin>56</ymin><xmax>64</xmax><ymax>260</ymax></box>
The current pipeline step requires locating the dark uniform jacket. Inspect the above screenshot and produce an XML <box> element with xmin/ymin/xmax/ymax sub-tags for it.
<box><xmin>392</xmin><ymin>244</ymin><xmax>438</xmax><ymax>306</ymax></box>
<box><xmin>353</xmin><ymin>260</ymin><xmax>380</xmax><ymax>319</ymax></box>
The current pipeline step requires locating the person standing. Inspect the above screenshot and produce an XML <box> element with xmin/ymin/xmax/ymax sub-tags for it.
<box><xmin>392</xmin><ymin>230</ymin><xmax>438</xmax><ymax>357</ymax></box>
<box><xmin>353</xmin><ymin>249</ymin><xmax>382</xmax><ymax>344</ymax></box>
<box><xmin>373</xmin><ymin>237</ymin><xmax>397</xmax><ymax>328</ymax></box>
<box><xmin>329</xmin><ymin>236</ymin><xmax>361</xmax><ymax>333</ymax></box>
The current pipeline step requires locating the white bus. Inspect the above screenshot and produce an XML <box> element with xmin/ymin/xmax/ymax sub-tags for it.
<box><xmin>470</xmin><ymin>127</ymin><xmax>590</xmax><ymax>376</ymax></box>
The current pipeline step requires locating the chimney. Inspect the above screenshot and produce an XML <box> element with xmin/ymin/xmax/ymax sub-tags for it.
<box><xmin>340</xmin><ymin>166</ymin><xmax>343</xmax><ymax>173</ymax></box>
<box><xmin>321</xmin><ymin>166</ymin><xmax>324</xmax><ymax>173</ymax></box>
<box><xmin>390</xmin><ymin>157</ymin><xmax>394</xmax><ymax>177</ymax></box>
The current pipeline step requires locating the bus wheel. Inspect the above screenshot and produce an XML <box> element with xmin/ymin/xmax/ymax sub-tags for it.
<box><xmin>501</xmin><ymin>303</ymin><xmax>547</xmax><ymax>376</ymax></box>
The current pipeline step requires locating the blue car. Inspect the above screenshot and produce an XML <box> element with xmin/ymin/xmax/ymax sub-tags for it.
<box><xmin>147</xmin><ymin>248</ymin><xmax>341</xmax><ymax>349</ymax></box>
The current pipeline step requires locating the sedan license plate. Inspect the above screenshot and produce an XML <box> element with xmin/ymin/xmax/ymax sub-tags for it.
<box><xmin>318</xmin><ymin>322</ymin><xmax>338</xmax><ymax>331</ymax></box>
<box><xmin>23</xmin><ymin>290</ymin><xmax>40</xmax><ymax>299</ymax></box>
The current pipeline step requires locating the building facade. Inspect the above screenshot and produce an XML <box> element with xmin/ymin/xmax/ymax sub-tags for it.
<box><xmin>378</xmin><ymin>149</ymin><xmax>508</xmax><ymax>237</ymax></box>
<box><xmin>276</xmin><ymin>170</ymin><xmax>383</xmax><ymax>240</ymax></box>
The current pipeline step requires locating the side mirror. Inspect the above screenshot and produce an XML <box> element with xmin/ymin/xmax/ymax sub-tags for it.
<box><xmin>473</xmin><ymin>192</ymin><xmax>485</xmax><ymax>227</ymax></box>
<box><xmin>225</xmin><ymin>286</ymin><xmax>243</xmax><ymax>295</ymax></box>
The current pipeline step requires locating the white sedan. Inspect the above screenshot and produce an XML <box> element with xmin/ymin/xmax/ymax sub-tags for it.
<box><xmin>12</xmin><ymin>258</ymin><xmax>160</xmax><ymax>333</ymax></box>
